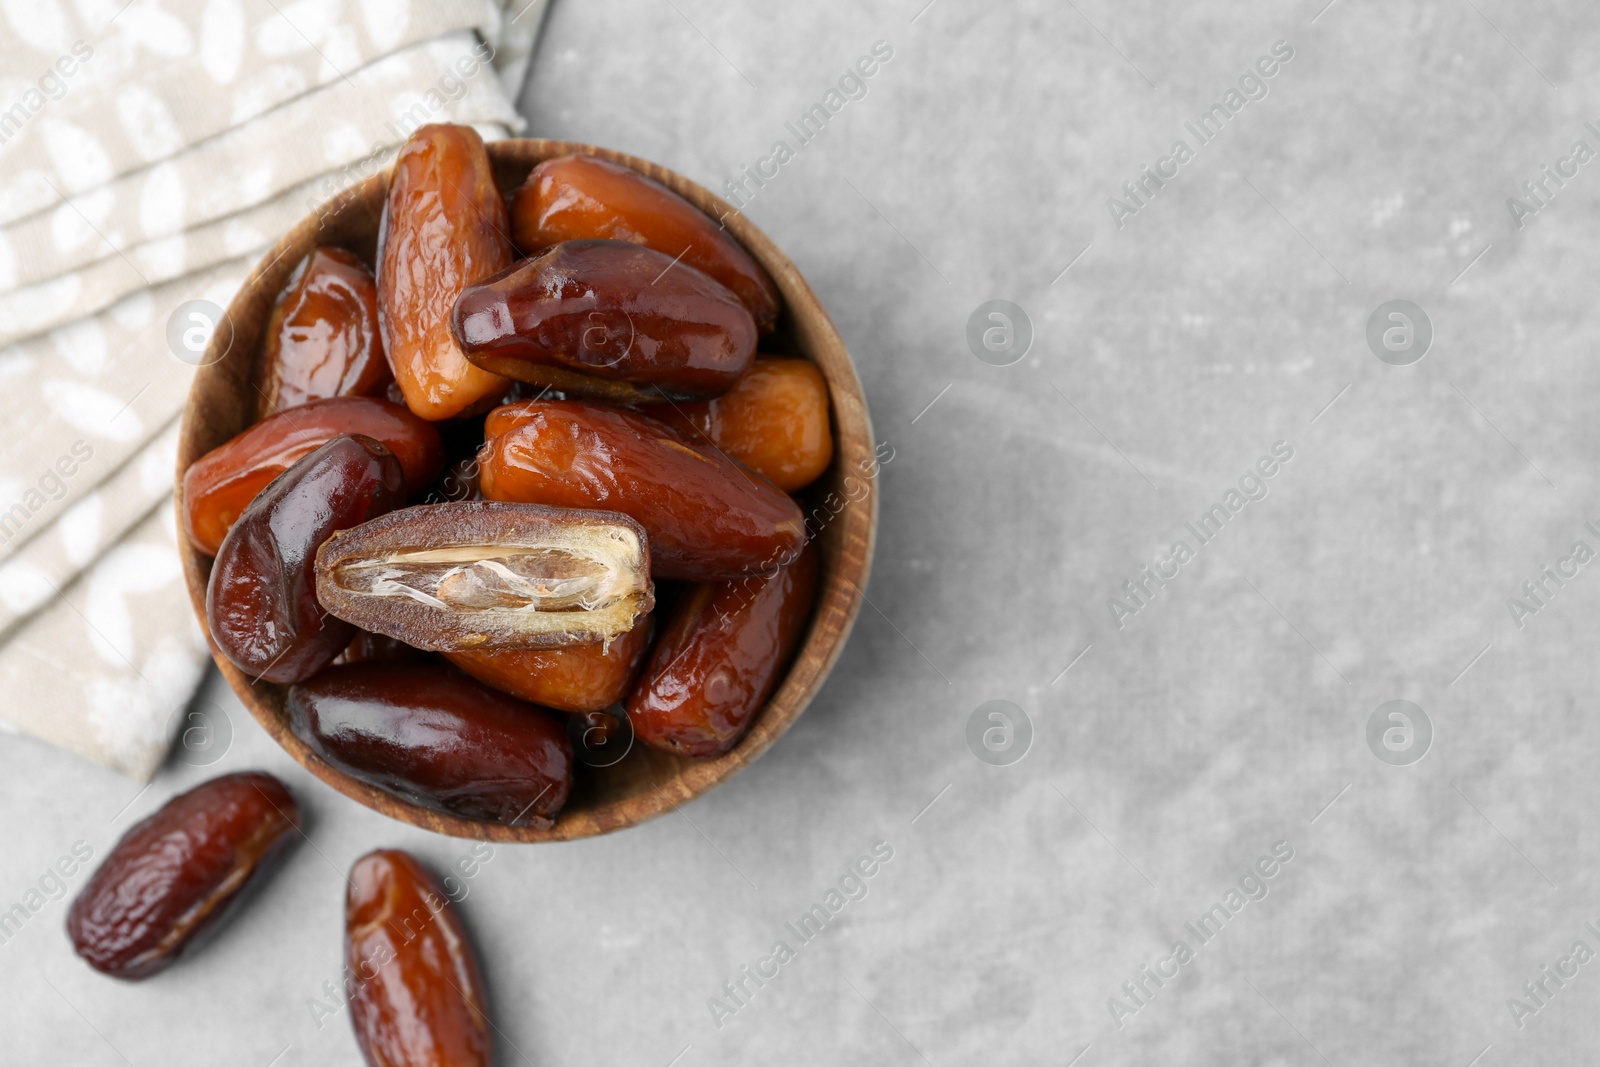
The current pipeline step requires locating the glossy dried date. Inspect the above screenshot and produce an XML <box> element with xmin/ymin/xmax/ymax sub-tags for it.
<box><xmin>478</xmin><ymin>400</ymin><xmax>804</xmax><ymax>580</ymax></box>
<box><xmin>452</xmin><ymin>239</ymin><xmax>756</xmax><ymax>403</ymax></box>
<box><xmin>346</xmin><ymin>849</ymin><xmax>491</xmax><ymax>1067</ymax></box>
<box><xmin>67</xmin><ymin>772</ymin><xmax>299</xmax><ymax>979</ymax></box>
<box><xmin>446</xmin><ymin>613</ymin><xmax>653</xmax><ymax>712</ymax></box>
<box><xmin>287</xmin><ymin>662</ymin><xmax>573</xmax><ymax>826</ymax></box>
<box><xmin>656</xmin><ymin>358</ymin><xmax>833</xmax><ymax>492</ymax></box>
<box><xmin>207</xmin><ymin>435</ymin><xmax>405</xmax><ymax>683</ymax></box>
<box><xmin>378</xmin><ymin>124</ymin><xmax>513</xmax><ymax>420</ymax></box>
<box><xmin>627</xmin><ymin>545</ymin><xmax>817</xmax><ymax>757</ymax></box>
<box><xmin>183</xmin><ymin>396</ymin><xmax>443</xmax><ymax>556</ymax></box>
<box><xmin>510</xmin><ymin>153</ymin><xmax>780</xmax><ymax>330</ymax></box>
<box><xmin>254</xmin><ymin>247</ymin><xmax>390</xmax><ymax>419</ymax></box>
<box><xmin>316</xmin><ymin>501</ymin><xmax>654</xmax><ymax>652</ymax></box>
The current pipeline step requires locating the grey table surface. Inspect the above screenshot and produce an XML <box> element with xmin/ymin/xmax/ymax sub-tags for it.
<box><xmin>5</xmin><ymin>0</ymin><xmax>1600</xmax><ymax>1063</ymax></box>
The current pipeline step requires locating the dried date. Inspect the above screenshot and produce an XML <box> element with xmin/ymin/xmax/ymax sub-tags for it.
<box><xmin>315</xmin><ymin>501</ymin><xmax>654</xmax><ymax>652</ymax></box>
<box><xmin>509</xmin><ymin>153</ymin><xmax>780</xmax><ymax>330</ymax></box>
<box><xmin>207</xmin><ymin>435</ymin><xmax>405</xmax><ymax>683</ymax></box>
<box><xmin>378</xmin><ymin>124</ymin><xmax>513</xmax><ymax>420</ymax></box>
<box><xmin>346</xmin><ymin>849</ymin><xmax>491</xmax><ymax>1067</ymax></box>
<box><xmin>478</xmin><ymin>400</ymin><xmax>804</xmax><ymax>580</ymax></box>
<box><xmin>655</xmin><ymin>358</ymin><xmax>833</xmax><ymax>491</ymax></box>
<box><xmin>452</xmin><ymin>239</ymin><xmax>756</xmax><ymax>403</ymax></box>
<box><xmin>183</xmin><ymin>396</ymin><xmax>442</xmax><ymax>556</ymax></box>
<box><xmin>254</xmin><ymin>247</ymin><xmax>390</xmax><ymax>419</ymax></box>
<box><xmin>287</xmin><ymin>662</ymin><xmax>572</xmax><ymax>826</ymax></box>
<box><xmin>627</xmin><ymin>545</ymin><xmax>817</xmax><ymax>757</ymax></box>
<box><xmin>67</xmin><ymin>772</ymin><xmax>299</xmax><ymax>979</ymax></box>
<box><xmin>445</xmin><ymin>613</ymin><xmax>653</xmax><ymax>712</ymax></box>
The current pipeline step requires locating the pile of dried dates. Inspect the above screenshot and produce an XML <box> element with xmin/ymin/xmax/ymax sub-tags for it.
<box><xmin>68</xmin><ymin>773</ymin><xmax>505</xmax><ymax>1063</ymax></box>
<box><xmin>185</xmin><ymin>123</ymin><xmax>834</xmax><ymax>829</ymax></box>
<box><xmin>60</xmin><ymin>124</ymin><xmax>842</xmax><ymax>1062</ymax></box>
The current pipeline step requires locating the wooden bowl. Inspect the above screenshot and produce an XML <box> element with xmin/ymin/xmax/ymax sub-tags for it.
<box><xmin>176</xmin><ymin>139</ymin><xmax>876</xmax><ymax>842</ymax></box>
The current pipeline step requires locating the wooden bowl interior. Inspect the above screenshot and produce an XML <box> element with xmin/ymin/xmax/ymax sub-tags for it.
<box><xmin>176</xmin><ymin>139</ymin><xmax>876</xmax><ymax>842</ymax></box>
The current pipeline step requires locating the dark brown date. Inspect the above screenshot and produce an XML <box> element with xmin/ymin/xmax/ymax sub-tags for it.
<box><xmin>207</xmin><ymin>435</ymin><xmax>405</xmax><ymax>683</ymax></box>
<box><xmin>346</xmin><ymin>850</ymin><xmax>491</xmax><ymax>1067</ymax></box>
<box><xmin>183</xmin><ymin>396</ymin><xmax>443</xmax><ymax>556</ymax></box>
<box><xmin>509</xmin><ymin>153</ymin><xmax>780</xmax><ymax>330</ymax></box>
<box><xmin>446</xmin><ymin>613</ymin><xmax>653</xmax><ymax>712</ymax></box>
<box><xmin>452</xmin><ymin>239</ymin><xmax>756</xmax><ymax>403</ymax></box>
<box><xmin>627</xmin><ymin>545</ymin><xmax>817</xmax><ymax>757</ymax></box>
<box><xmin>254</xmin><ymin>247</ymin><xmax>391</xmax><ymax>419</ymax></box>
<box><xmin>315</xmin><ymin>501</ymin><xmax>654</xmax><ymax>652</ymax></box>
<box><xmin>287</xmin><ymin>662</ymin><xmax>573</xmax><ymax>826</ymax></box>
<box><xmin>378</xmin><ymin>124</ymin><xmax>513</xmax><ymax>421</ymax></box>
<box><xmin>478</xmin><ymin>400</ymin><xmax>804</xmax><ymax>580</ymax></box>
<box><xmin>67</xmin><ymin>772</ymin><xmax>299</xmax><ymax>979</ymax></box>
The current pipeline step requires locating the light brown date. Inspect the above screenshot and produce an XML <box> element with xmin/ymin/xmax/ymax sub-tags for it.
<box><xmin>255</xmin><ymin>247</ymin><xmax>391</xmax><ymax>419</ymax></box>
<box><xmin>510</xmin><ymin>153</ymin><xmax>780</xmax><ymax>330</ymax></box>
<box><xmin>315</xmin><ymin>500</ymin><xmax>654</xmax><ymax>652</ymax></box>
<box><xmin>446</xmin><ymin>613</ymin><xmax>653</xmax><ymax>712</ymax></box>
<box><xmin>478</xmin><ymin>400</ymin><xmax>804</xmax><ymax>580</ymax></box>
<box><xmin>183</xmin><ymin>396</ymin><xmax>443</xmax><ymax>556</ymax></box>
<box><xmin>451</xmin><ymin>239</ymin><xmax>756</xmax><ymax>403</ymax></box>
<box><xmin>67</xmin><ymin>772</ymin><xmax>299</xmax><ymax>979</ymax></box>
<box><xmin>346</xmin><ymin>849</ymin><xmax>491</xmax><ymax>1067</ymax></box>
<box><xmin>378</xmin><ymin>124</ymin><xmax>513</xmax><ymax>421</ymax></box>
<box><xmin>655</xmin><ymin>358</ymin><xmax>833</xmax><ymax>492</ymax></box>
<box><xmin>627</xmin><ymin>545</ymin><xmax>817</xmax><ymax>757</ymax></box>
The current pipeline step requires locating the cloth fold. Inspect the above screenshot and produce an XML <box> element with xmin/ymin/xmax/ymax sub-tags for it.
<box><xmin>0</xmin><ymin>0</ymin><xmax>548</xmax><ymax>780</ymax></box>
<box><xmin>0</xmin><ymin>0</ymin><xmax>526</xmax><ymax>226</ymax></box>
<box><xmin>0</xmin><ymin>31</ymin><xmax>522</xmax><ymax>299</ymax></box>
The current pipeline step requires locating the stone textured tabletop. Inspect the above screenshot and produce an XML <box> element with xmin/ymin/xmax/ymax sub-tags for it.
<box><xmin>4</xmin><ymin>1</ymin><xmax>1600</xmax><ymax>1063</ymax></box>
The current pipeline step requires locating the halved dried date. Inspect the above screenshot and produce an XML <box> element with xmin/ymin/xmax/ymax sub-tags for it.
<box><xmin>207</xmin><ymin>435</ymin><xmax>405</xmax><ymax>683</ymax></box>
<box><xmin>346</xmin><ymin>849</ymin><xmax>491</xmax><ymax>1067</ymax></box>
<box><xmin>627</xmin><ymin>545</ymin><xmax>817</xmax><ymax>757</ymax></box>
<box><xmin>510</xmin><ymin>153</ymin><xmax>780</xmax><ymax>330</ymax></box>
<box><xmin>452</xmin><ymin>239</ymin><xmax>756</xmax><ymax>403</ymax></box>
<box><xmin>478</xmin><ymin>400</ymin><xmax>804</xmax><ymax>580</ymax></box>
<box><xmin>286</xmin><ymin>662</ymin><xmax>573</xmax><ymax>826</ymax></box>
<box><xmin>183</xmin><ymin>396</ymin><xmax>443</xmax><ymax>556</ymax></box>
<box><xmin>254</xmin><ymin>247</ymin><xmax>390</xmax><ymax>419</ymax></box>
<box><xmin>651</xmin><ymin>358</ymin><xmax>833</xmax><ymax>492</ymax></box>
<box><xmin>446</xmin><ymin>613</ymin><xmax>653</xmax><ymax>712</ymax></box>
<box><xmin>67</xmin><ymin>772</ymin><xmax>299</xmax><ymax>979</ymax></box>
<box><xmin>315</xmin><ymin>501</ymin><xmax>654</xmax><ymax>652</ymax></box>
<box><xmin>378</xmin><ymin>124</ymin><xmax>513</xmax><ymax>421</ymax></box>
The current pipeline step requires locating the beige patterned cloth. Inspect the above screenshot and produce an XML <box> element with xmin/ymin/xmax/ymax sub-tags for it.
<box><xmin>0</xmin><ymin>0</ymin><xmax>548</xmax><ymax>779</ymax></box>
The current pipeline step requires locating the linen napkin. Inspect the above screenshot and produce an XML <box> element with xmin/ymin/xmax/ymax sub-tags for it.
<box><xmin>0</xmin><ymin>0</ymin><xmax>548</xmax><ymax>780</ymax></box>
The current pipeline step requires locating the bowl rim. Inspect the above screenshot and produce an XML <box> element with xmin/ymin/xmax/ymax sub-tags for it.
<box><xmin>175</xmin><ymin>136</ymin><xmax>878</xmax><ymax>842</ymax></box>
